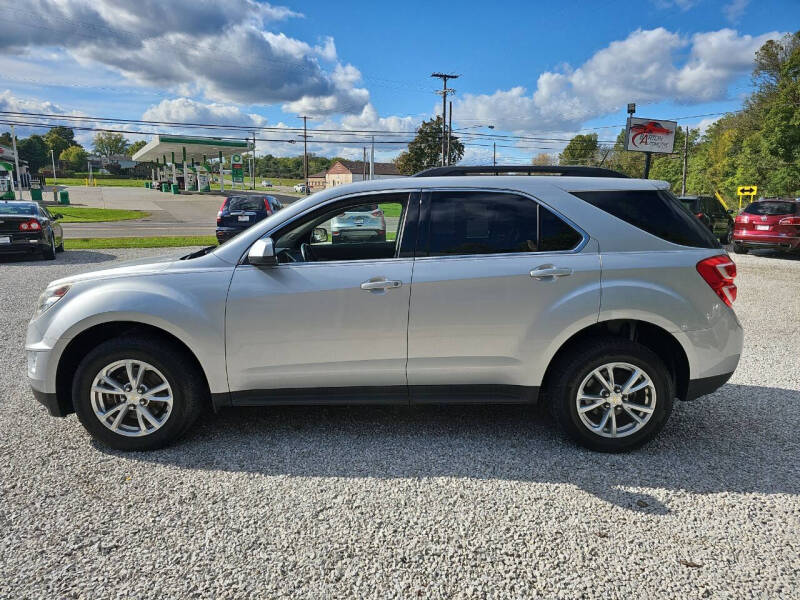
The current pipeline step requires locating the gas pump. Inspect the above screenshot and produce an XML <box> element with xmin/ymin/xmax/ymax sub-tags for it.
<box><xmin>184</xmin><ymin>166</ymin><xmax>197</xmax><ymax>191</ymax></box>
<box><xmin>0</xmin><ymin>160</ymin><xmax>15</xmax><ymax>200</ymax></box>
<box><xmin>196</xmin><ymin>165</ymin><xmax>210</xmax><ymax>192</ymax></box>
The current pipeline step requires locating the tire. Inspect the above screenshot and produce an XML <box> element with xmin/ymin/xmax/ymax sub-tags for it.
<box><xmin>42</xmin><ymin>233</ymin><xmax>56</xmax><ymax>260</ymax></box>
<box><xmin>733</xmin><ymin>243</ymin><xmax>748</xmax><ymax>254</ymax></box>
<box><xmin>56</xmin><ymin>240</ymin><xmax>64</xmax><ymax>253</ymax></box>
<box><xmin>720</xmin><ymin>226</ymin><xmax>733</xmax><ymax>245</ymax></box>
<box><xmin>546</xmin><ymin>338</ymin><xmax>674</xmax><ymax>452</ymax></box>
<box><xmin>72</xmin><ymin>336</ymin><xmax>207</xmax><ymax>451</ymax></box>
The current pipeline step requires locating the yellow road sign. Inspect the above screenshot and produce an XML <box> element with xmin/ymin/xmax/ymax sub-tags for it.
<box><xmin>737</xmin><ymin>185</ymin><xmax>757</xmax><ymax>196</ymax></box>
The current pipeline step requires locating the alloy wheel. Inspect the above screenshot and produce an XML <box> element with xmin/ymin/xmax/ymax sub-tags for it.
<box><xmin>575</xmin><ymin>362</ymin><xmax>656</xmax><ymax>438</ymax></box>
<box><xmin>90</xmin><ymin>359</ymin><xmax>174</xmax><ymax>437</ymax></box>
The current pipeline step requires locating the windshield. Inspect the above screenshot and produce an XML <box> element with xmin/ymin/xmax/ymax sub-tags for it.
<box><xmin>743</xmin><ymin>201</ymin><xmax>796</xmax><ymax>216</ymax></box>
<box><xmin>0</xmin><ymin>203</ymin><xmax>37</xmax><ymax>215</ymax></box>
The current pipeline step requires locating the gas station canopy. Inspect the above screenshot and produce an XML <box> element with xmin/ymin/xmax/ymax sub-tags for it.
<box><xmin>131</xmin><ymin>135</ymin><xmax>253</xmax><ymax>163</ymax></box>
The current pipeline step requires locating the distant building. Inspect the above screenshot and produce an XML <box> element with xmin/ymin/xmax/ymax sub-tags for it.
<box><xmin>325</xmin><ymin>160</ymin><xmax>401</xmax><ymax>188</ymax></box>
<box><xmin>88</xmin><ymin>154</ymin><xmax>137</xmax><ymax>173</ymax></box>
<box><xmin>308</xmin><ymin>170</ymin><xmax>327</xmax><ymax>191</ymax></box>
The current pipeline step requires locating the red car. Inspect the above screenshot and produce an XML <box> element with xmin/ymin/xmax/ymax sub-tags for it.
<box><xmin>733</xmin><ymin>198</ymin><xmax>800</xmax><ymax>254</ymax></box>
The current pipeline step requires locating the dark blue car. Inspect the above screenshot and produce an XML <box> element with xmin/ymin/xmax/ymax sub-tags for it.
<box><xmin>216</xmin><ymin>195</ymin><xmax>283</xmax><ymax>243</ymax></box>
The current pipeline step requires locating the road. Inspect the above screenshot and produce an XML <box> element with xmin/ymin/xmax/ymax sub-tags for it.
<box><xmin>0</xmin><ymin>249</ymin><xmax>798</xmax><ymax>598</ymax></box>
<box><xmin>46</xmin><ymin>186</ymin><xmax>298</xmax><ymax>238</ymax></box>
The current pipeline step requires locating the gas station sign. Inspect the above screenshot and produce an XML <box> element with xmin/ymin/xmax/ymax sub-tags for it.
<box><xmin>231</xmin><ymin>154</ymin><xmax>244</xmax><ymax>184</ymax></box>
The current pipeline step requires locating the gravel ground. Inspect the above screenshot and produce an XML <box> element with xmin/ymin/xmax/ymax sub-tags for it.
<box><xmin>1</xmin><ymin>248</ymin><xmax>799</xmax><ymax>599</ymax></box>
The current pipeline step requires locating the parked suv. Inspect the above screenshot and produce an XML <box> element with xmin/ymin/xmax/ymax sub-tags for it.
<box><xmin>26</xmin><ymin>166</ymin><xmax>742</xmax><ymax>452</ymax></box>
<box><xmin>679</xmin><ymin>195</ymin><xmax>734</xmax><ymax>244</ymax></box>
<box><xmin>732</xmin><ymin>198</ymin><xmax>800</xmax><ymax>254</ymax></box>
<box><xmin>216</xmin><ymin>194</ymin><xmax>283</xmax><ymax>243</ymax></box>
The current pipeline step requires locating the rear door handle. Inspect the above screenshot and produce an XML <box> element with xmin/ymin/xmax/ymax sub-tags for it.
<box><xmin>530</xmin><ymin>265</ymin><xmax>573</xmax><ymax>280</ymax></box>
<box><xmin>361</xmin><ymin>278</ymin><xmax>403</xmax><ymax>291</ymax></box>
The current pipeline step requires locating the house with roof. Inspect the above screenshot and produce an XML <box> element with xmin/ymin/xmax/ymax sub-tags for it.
<box><xmin>325</xmin><ymin>160</ymin><xmax>401</xmax><ymax>188</ymax></box>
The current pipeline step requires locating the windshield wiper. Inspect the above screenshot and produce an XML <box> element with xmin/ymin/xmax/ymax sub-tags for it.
<box><xmin>180</xmin><ymin>245</ymin><xmax>217</xmax><ymax>260</ymax></box>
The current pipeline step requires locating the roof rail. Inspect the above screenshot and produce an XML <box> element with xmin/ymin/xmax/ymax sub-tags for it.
<box><xmin>412</xmin><ymin>165</ymin><xmax>628</xmax><ymax>178</ymax></box>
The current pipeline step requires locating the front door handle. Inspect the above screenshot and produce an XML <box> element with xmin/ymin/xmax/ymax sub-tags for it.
<box><xmin>530</xmin><ymin>265</ymin><xmax>573</xmax><ymax>280</ymax></box>
<box><xmin>361</xmin><ymin>278</ymin><xmax>403</xmax><ymax>291</ymax></box>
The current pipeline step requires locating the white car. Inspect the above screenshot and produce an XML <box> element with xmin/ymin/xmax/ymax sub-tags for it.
<box><xmin>293</xmin><ymin>183</ymin><xmax>307</xmax><ymax>193</ymax></box>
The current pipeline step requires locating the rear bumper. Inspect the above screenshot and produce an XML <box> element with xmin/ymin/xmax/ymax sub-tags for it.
<box><xmin>215</xmin><ymin>227</ymin><xmax>244</xmax><ymax>243</ymax></box>
<box><xmin>733</xmin><ymin>232</ymin><xmax>800</xmax><ymax>250</ymax></box>
<box><xmin>684</xmin><ymin>371</ymin><xmax>734</xmax><ymax>401</ymax></box>
<box><xmin>0</xmin><ymin>232</ymin><xmax>46</xmax><ymax>253</ymax></box>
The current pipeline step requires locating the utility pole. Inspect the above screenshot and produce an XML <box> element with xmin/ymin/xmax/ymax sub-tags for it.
<box><xmin>493</xmin><ymin>142</ymin><xmax>496</xmax><ymax>166</ymax></box>
<box><xmin>363</xmin><ymin>147</ymin><xmax>367</xmax><ymax>181</ymax></box>
<box><xmin>51</xmin><ymin>149</ymin><xmax>57</xmax><ymax>184</ymax></box>
<box><xmin>10</xmin><ymin>125</ymin><xmax>22</xmax><ymax>199</ymax></box>
<box><xmin>431</xmin><ymin>72</ymin><xmax>458</xmax><ymax>166</ymax></box>
<box><xmin>252</xmin><ymin>132</ymin><xmax>257</xmax><ymax>190</ymax></box>
<box><xmin>447</xmin><ymin>100</ymin><xmax>452</xmax><ymax>166</ymax></box>
<box><xmin>681</xmin><ymin>126</ymin><xmax>689</xmax><ymax>196</ymax></box>
<box><xmin>370</xmin><ymin>135</ymin><xmax>375</xmax><ymax>180</ymax></box>
<box><xmin>299</xmin><ymin>115</ymin><xmax>310</xmax><ymax>195</ymax></box>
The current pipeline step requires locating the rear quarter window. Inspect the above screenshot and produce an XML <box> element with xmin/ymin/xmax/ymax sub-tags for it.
<box><xmin>573</xmin><ymin>189</ymin><xmax>720</xmax><ymax>249</ymax></box>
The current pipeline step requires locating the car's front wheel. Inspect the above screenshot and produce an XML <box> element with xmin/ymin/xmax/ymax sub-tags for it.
<box><xmin>547</xmin><ymin>339</ymin><xmax>673</xmax><ymax>452</ymax></box>
<box><xmin>72</xmin><ymin>336</ymin><xmax>206</xmax><ymax>450</ymax></box>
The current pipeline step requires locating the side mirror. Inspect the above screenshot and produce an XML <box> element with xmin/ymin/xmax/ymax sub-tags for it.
<box><xmin>248</xmin><ymin>237</ymin><xmax>278</xmax><ymax>267</ymax></box>
<box><xmin>311</xmin><ymin>227</ymin><xmax>328</xmax><ymax>243</ymax></box>
<box><xmin>727</xmin><ymin>209</ymin><xmax>735</xmax><ymax>215</ymax></box>
<box><xmin>53</xmin><ymin>213</ymin><xmax>63</xmax><ymax>220</ymax></box>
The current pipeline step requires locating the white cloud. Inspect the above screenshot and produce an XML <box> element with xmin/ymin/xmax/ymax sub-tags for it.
<box><xmin>142</xmin><ymin>98</ymin><xmax>267</xmax><ymax>130</ymax></box>
<box><xmin>651</xmin><ymin>0</ymin><xmax>698</xmax><ymax>10</ymax></box>
<box><xmin>724</xmin><ymin>0</ymin><xmax>750</xmax><ymax>23</ymax></box>
<box><xmin>1</xmin><ymin>1</ymin><xmax>367</xmax><ymax>114</ymax></box>
<box><xmin>454</xmin><ymin>27</ymin><xmax>783</xmax><ymax>135</ymax></box>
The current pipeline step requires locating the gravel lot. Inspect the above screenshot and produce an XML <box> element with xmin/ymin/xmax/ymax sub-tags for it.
<box><xmin>1</xmin><ymin>248</ymin><xmax>799</xmax><ymax>599</ymax></box>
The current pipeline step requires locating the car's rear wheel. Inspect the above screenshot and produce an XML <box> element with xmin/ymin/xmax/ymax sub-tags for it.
<box><xmin>547</xmin><ymin>339</ymin><xmax>673</xmax><ymax>452</ymax></box>
<box><xmin>72</xmin><ymin>336</ymin><xmax>206</xmax><ymax>451</ymax></box>
<box><xmin>720</xmin><ymin>225</ymin><xmax>733</xmax><ymax>245</ymax></box>
<box><xmin>42</xmin><ymin>233</ymin><xmax>56</xmax><ymax>260</ymax></box>
<box><xmin>733</xmin><ymin>243</ymin><xmax>748</xmax><ymax>254</ymax></box>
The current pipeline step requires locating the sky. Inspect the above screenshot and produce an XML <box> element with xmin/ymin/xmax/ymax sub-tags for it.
<box><xmin>0</xmin><ymin>0</ymin><xmax>797</xmax><ymax>164</ymax></box>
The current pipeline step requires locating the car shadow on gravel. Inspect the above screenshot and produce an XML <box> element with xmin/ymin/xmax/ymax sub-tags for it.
<box><xmin>110</xmin><ymin>383</ymin><xmax>800</xmax><ymax>514</ymax></box>
<box><xmin>0</xmin><ymin>250</ymin><xmax>117</xmax><ymax>264</ymax></box>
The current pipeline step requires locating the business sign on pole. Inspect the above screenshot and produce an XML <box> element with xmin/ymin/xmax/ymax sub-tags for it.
<box><xmin>0</xmin><ymin>145</ymin><xmax>16</xmax><ymax>160</ymax></box>
<box><xmin>231</xmin><ymin>153</ymin><xmax>244</xmax><ymax>184</ymax></box>
<box><xmin>625</xmin><ymin>117</ymin><xmax>677</xmax><ymax>154</ymax></box>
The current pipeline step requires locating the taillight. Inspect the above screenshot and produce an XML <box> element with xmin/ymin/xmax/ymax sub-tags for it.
<box><xmin>695</xmin><ymin>212</ymin><xmax>704</xmax><ymax>219</ymax></box>
<box><xmin>697</xmin><ymin>255</ymin><xmax>737</xmax><ymax>307</ymax></box>
<box><xmin>371</xmin><ymin>209</ymin><xmax>383</xmax><ymax>217</ymax></box>
<box><xmin>264</xmin><ymin>198</ymin><xmax>272</xmax><ymax>215</ymax></box>
<box><xmin>778</xmin><ymin>216</ymin><xmax>800</xmax><ymax>225</ymax></box>
<box><xmin>19</xmin><ymin>219</ymin><xmax>41</xmax><ymax>231</ymax></box>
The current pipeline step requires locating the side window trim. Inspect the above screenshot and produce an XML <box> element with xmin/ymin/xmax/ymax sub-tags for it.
<box><xmin>417</xmin><ymin>188</ymin><xmax>587</xmax><ymax>259</ymax></box>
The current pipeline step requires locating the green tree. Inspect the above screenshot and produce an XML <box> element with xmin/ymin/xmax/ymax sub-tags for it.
<box><xmin>394</xmin><ymin>116</ymin><xmax>464</xmax><ymax>175</ymax></box>
<box><xmin>126</xmin><ymin>140</ymin><xmax>147</xmax><ymax>157</ymax></box>
<box><xmin>44</xmin><ymin>126</ymin><xmax>79</xmax><ymax>159</ymax></box>
<box><xmin>0</xmin><ymin>131</ymin><xmax>13</xmax><ymax>147</ymax></box>
<box><xmin>93</xmin><ymin>132</ymin><xmax>129</xmax><ymax>156</ymax></box>
<box><xmin>60</xmin><ymin>145</ymin><xmax>89</xmax><ymax>171</ymax></box>
<box><xmin>559</xmin><ymin>133</ymin><xmax>599</xmax><ymax>165</ymax></box>
<box><xmin>17</xmin><ymin>134</ymin><xmax>49</xmax><ymax>173</ymax></box>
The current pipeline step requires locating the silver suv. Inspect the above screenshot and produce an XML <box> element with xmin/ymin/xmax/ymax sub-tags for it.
<box><xmin>26</xmin><ymin>166</ymin><xmax>742</xmax><ymax>452</ymax></box>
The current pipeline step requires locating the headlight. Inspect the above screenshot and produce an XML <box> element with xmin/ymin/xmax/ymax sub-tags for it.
<box><xmin>33</xmin><ymin>284</ymin><xmax>71</xmax><ymax>319</ymax></box>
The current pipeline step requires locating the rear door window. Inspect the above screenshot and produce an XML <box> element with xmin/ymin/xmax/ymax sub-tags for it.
<box><xmin>573</xmin><ymin>189</ymin><xmax>720</xmax><ymax>249</ymax></box>
<box><xmin>425</xmin><ymin>191</ymin><xmax>582</xmax><ymax>256</ymax></box>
